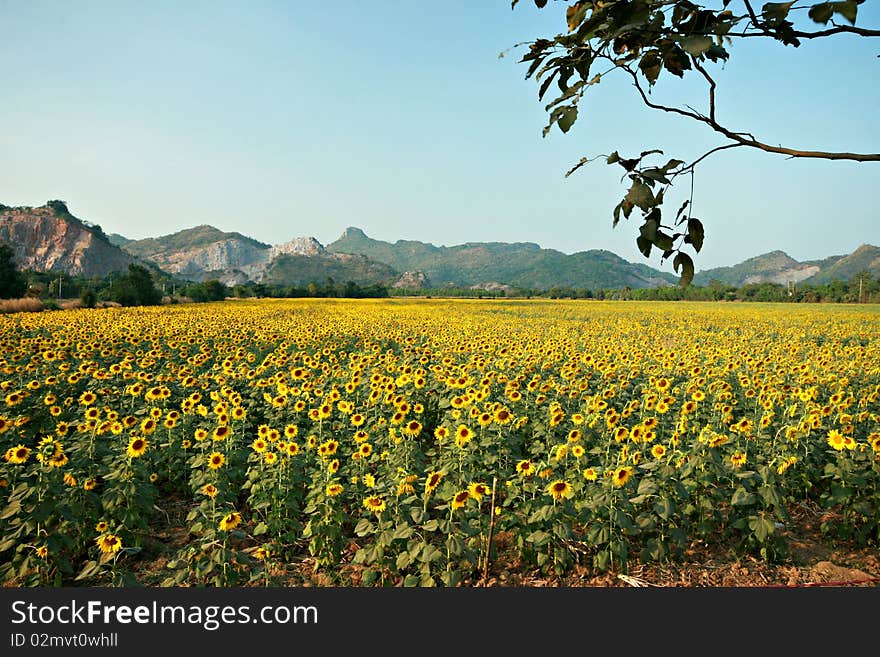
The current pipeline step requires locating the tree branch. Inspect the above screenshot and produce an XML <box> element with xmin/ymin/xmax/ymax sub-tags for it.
<box><xmin>671</xmin><ymin>144</ymin><xmax>745</xmax><ymax>179</ymax></box>
<box><xmin>740</xmin><ymin>1</ymin><xmax>880</xmax><ymax>39</ymax></box>
<box><xmin>693</xmin><ymin>60</ymin><xmax>716</xmax><ymax>123</ymax></box>
<box><xmin>625</xmin><ymin>68</ymin><xmax>880</xmax><ymax>162</ymax></box>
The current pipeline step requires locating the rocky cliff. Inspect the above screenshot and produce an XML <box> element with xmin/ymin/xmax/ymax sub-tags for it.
<box><xmin>0</xmin><ymin>201</ymin><xmax>141</xmax><ymax>277</ymax></box>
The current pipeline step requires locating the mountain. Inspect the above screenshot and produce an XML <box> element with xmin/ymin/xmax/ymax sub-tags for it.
<box><xmin>692</xmin><ymin>250</ymin><xmax>824</xmax><ymax>287</ymax></box>
<box><xmin>117</xmin><ymin>226</ymin><xmax>402</xmax><ymax>288</ymax></box>
<box><xmin>0</xmin><ymin>201</ymin><xmax>143</xmax><ymax>278</ymax></box>
<box><xmin>326</xmin><ymin>227</ymin><xmax>677</xmax><ymax>289</ymax></box>
<box><xmin>121</xmin><ymin>225</ymin><xmax>272</xmax><ymax>281</ymax></box>
<box><xmin>692</xmin><ymin>247</ymin><xmax>876</xmax><ymax>287</ymax></box>
<box><xmin>261</xmin><ymin>252</ymin><xmax>398</xmax><ymax>287</ymax></box>
<box><xmin>804</xmin><ymin>245</ymin><xmax>880</xmax><ymax>284</ymax></box>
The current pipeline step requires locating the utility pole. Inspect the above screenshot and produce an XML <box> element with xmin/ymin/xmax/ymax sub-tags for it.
<box><xmin>859</xmin><ymin>274</ymin><xmax>864</xmax><ymax>304</ymax></box>
<box><xmin>57</xmin><ymin>277</ymin><xmax>62</xmax><ymax>299</ymax></box>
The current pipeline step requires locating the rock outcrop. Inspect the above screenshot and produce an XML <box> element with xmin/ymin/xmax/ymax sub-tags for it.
<box><xmin>0</xmin><ymin>201</ymin><xmax>141</xmax><ymax>277</ymax></box>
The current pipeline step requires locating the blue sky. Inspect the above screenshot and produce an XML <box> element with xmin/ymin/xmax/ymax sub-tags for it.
<box><xmin>1</xmin><ymin>1</ymin><xmax>877</xmax><ymax>272</ymax></box>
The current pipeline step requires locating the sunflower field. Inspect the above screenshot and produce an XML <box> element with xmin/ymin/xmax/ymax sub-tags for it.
<box><xmin>1</xmin><ymin>298</ymin><xmax>878</xmax><ymax>586</ymax></box>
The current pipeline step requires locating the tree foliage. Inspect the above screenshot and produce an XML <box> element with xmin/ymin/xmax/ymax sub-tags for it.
<box><xmin>104</xmin><ymin>264</ymin><xmax>162</xmax><ymax>307</ymax></box>
<box><xmin>511</xmin><ymin>0</ymin><xmax>878</xmax><ymax>285</ymax></box>
<box><xmin>0</xmin><ymin>243</ymin><xmax>27</xmax><ymax>299</ymax></box>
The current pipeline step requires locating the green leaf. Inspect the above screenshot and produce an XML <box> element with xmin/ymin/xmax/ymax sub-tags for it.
<box><xmin>661</xmin><ymin>45</ymin><xmax>691</xmax><ymax>77</ymax></box>
<box><xmin>638</xmin><ymin>50</ymin><xmax>662</xmax><ymax>85</ymax></box>
<box><xmin>686</xmin><ymin>218</ymin><xmax>704</xmax><ymax>252</ymax></box>
<box><xmin>354</xmin><ymin>518</ymin><xmax>374</xmax><ymax>537</ymax></box>
<box><xmin>761</xmin><ymin>2</ymin><xmax>795</xmax><ymax>23</ymax></box>
<box><xmin>749</xmin><ymin>515</ymin><xmax>776</xmax><ymax>542</ymax></box>
<box><xmin>673</xmin><ymin>252</ymin><xmax>694</xmax><ymax>287</ymax></box>
<box><xmin>636</xmin><ymin>235</ymin><xmax>652</xmax><ymax>258</ymax></box>
<box><xmin>831</xmin><ymin>0</ymin><xmax>858</xmax><ymax>24</ymax></box>
<box><xmin>625</xmin><ymin>180</ymin><xmax>655</xmax><ymax>211</ymax></box>
<box><xmin>808</xmin><ymin>2</ymin><xmax>834</xmax><ymax>24</ymax></box>
<box><xmin>654</xmin><ymin>230</ymin><xmax>674</xmax><ymax>252</ymax></box>
<box><xmin>557</xmin><ymin>106</ymin><xmax>578</xmax><ymax>133</ymax></box>
<box><xmin>393</xmin><ymin>524</ymin><xmax>414</xmax><ymax>540</ymax></box>
<box><xmin>731</xmin><ymin>486</ymin><xmax>757</xmax><ymax>506</ymax></box>
<box><xmin>253</xmin><ymin>522</ymin><xmax>268</xmax><ymax>536</ymax></box>
<box><xmin>680</xmin><ymin>36</ymin><xmax>713</xmax><ymax>57</ymax></box>
<box><xmin>526</xmin><ymin>530</ymin><xmax>551</xmax><ymax>545</ymax></box>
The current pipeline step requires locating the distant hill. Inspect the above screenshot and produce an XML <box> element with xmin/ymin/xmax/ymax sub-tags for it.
<box><xmin>693</xmin><ymin>247</ymin><xmax>875</xmax><ymax>287</ymax></box>
<box><xmin>0</xmin><ymin>201</ymin><xmax>144</xmax><ymax>278</ymax></box>
<box><xmin>261</xmin><ymin>252</ymin><xmax>398</xmax><ymax>287</ymax></box>
<box><xmin>805</xmin><ymin>245</ymin><xmax>880</xmax><ymax>284</ymax></box>
<box><xmin>6</xmin><ymin>199</ymin><xmax>874</xmax><ymax>292</ymax></box>
<box><xmin>326</xmin><ymin>227</ymin><xmax>677</xmax><ymax>289</ymax></box>
<box><xmin>121</xmin><ymin>225</ymin><xmax>271</xmax><ymax>281</ymax></box>
<box><xmin>117</xmin><ymin>226</ymin><xmax>406</xmax><ymax>288</ymax></box>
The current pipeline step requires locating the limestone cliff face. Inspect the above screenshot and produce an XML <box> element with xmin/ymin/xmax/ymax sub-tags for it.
<box><xmin>160</xmin><ymin>238</ymin><xmax>270</xmax><ymax>276</ymax></box>
<box><xmin>0</xmin><ymin>203</ymin><xmax>140</xmax><ymax>277</ymax></box>
<box><xmin>392</xmin><ymin>270</ymin><xmax>430</xmax><ymax>289</ymax></box>
<box><xmin>268</xmin><ymin>237</ymin><xmax>324</xmax><ymax>259</ymax></box>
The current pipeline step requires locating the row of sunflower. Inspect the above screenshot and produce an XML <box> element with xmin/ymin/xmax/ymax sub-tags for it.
<box><xmin>1</xmin><ymin>298</ymin><xmax>878</xmax><ymax>585</ymax></box>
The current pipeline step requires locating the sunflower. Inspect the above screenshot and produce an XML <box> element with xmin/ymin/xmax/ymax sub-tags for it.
<box><xmin>612</xmin><ymin>466</ymin><xmax>634</xmax><ymax>487</ymax></box>
<box><xmin>651</xmin><ymin>444</ymin><xmax>667</xmax><ymax>459</ymax></box>
<box><xmin>451</xmin><ymin>490</ymin><xmax>470</xmax><ymax>510</ymax></box>
<box><xmin>200</xmin><ymin>483</ymin><xmax>219</xmax><ymax>498</ymax></box>
<box><xmin>363</xmin><ymin>495</ymin><xmax>386</xmax><ymax>515</ymax></box>
<box><xmin>286</xmin><ymin>442</ymin><xmax>300</xmax><ymax>456</ymax></box>
<box><xmin>827</xmin><ymin>429</ymin><xmax>845</xmax><ymax>451</ymax></box>
<box><xmin>326</xmin><ymin>483</ymin><xmax>344</xmax><ymax>497</ymax></box>
<box><xmin>547</xmin><ymin>480</ymin><xmax>573</xmax><ymax>502</ymax></box>
<box><xmin>318</xmin><ymin>439</ymin><xmax>339</xmax><ymax>458</ymax></box>
<box><xmin>582</xmin><ymin>467</ymin><xmax>598</xmax><ymax>481</ymax></box>
<box><xmin>454</xmin><ymin>425</ymin><xmax>473</xmax><ymax>448</ymax></box>
<box><xmin>252</xmin><ymin>438</ymin><xmax>268</xmax><ymax>453</ymax></box>
<box><xmin>359</xmin><ymin>443</ymin><xmax>373</xmax><ymax>458</ymax></box>
<box><xmin>35</xmin><ymin>545</ymin><xmax>48</xmax><ymax>559</ymax></box>
<box><xmin>78</xmin><ymin>391</ymin><xmax>97</xmax><ymax>406</ymax></box>
<box><xmin>424</xmin><ymin>470</ymin><xmax>444</xmax><ymax>495</ymax></box>
<box><xmin>516</xmin><ymin>459</ymin><xmax>535</xmax><ymax>477</ymax></box>
<box><xmin>212</xmin><ymin>425</ymin><xmax>231</xmax><ymax>441</ymax></box>
<box><xmin>96</xmin><ymin>534</ymin><xmax>122</xmax><ymax>555</ymax></box>
<box><xmin>126</xmin><ymin>437</ymin><xmax>148</xmax><ymax>459</ymax></box>
<box><xmin>468</xmin><ymin>482</ymin><xmax>491</xmax><ymax>503</ymax></box>
<box><xmin>207</xmin><ymin>452</ymin><xmax>225</xmax><ymax>469</ymax></box>
<box><xmin>730</xmin><ymin>452</ymin><xmax>747</xmax><ymax>467</ymax></box>
<box><xmin>83</xmin><ymin>478</ymin><xmax>97</xmax><ymax>491</ymax></box>
<box><xmin>4</xmin><ymin>444</ymin><xmax>30</xmax><ymax>464</ymax></box>
<box><xmin>402</xmin><ymin>420</ymin><xmax>422</xmax><ymax>437</ymax></box>
<box><xmin>434</xmin><ymin>426</ymin><xmax>449</xmax><ymax>442</ymax></box>
<box><xmin>218</xmin><ymin>511</ymin><xmax>242</xmax><ymax>531</ymax></box>
<box><xmin>264</xmin><ymin>452</ymin><xmax>278</xmax><ymax>465</ymax></box>
<box><xmin>63</xmin><ymin>473</ymin><xmax>77</xmax><ymax>487</ymax></box>
<box><xmin>327</xmin><ymin>458</ymin><xmax>340</xmax><ymax>473</ymax></box>
<box><xmin>571</xmin><ymin>444</ymin><xmax>585</xmax><ymax>459</ymax></box>
<box><xmin>284</xmin><ymin>424</ymin><xmax>299</xmax><ymax>438</ymax></box>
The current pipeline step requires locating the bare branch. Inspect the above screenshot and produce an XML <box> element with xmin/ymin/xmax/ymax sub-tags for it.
<box><xmin>670</xmin><ymin>144</ymin><xmax>745</xmax><ymax>179</ymax></box>
<box><xmin>693</xmin><ymin>60</ymin><xmax>716</xmax><ymax>123</ymax></box>
<box><xmin>625</xmin><ymin>68</ymin><xmax>880</xmax><ymax>162</ymax></box>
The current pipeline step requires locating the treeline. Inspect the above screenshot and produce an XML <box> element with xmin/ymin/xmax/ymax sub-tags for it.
<box><xmin>16</xmin><ymin>266</ymin><xmax>389</xmax><ymax>308</ymax></box>
<box><xmin>526</xmin><ymin>275</ymin><xmax>879</xmax><ymax>304</ymax></box>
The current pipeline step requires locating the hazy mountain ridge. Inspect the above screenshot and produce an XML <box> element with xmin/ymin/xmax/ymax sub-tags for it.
<box><xmin>3</xmin><ymin>201</ymin><xmax>875</xmax><ymax>291</ymax></box>
<box><xmin>326</xmin><ymin>227</ymin><xmax>676</xmax><ymax>289</ymax></box>
<box><xmin>693</xmin><ymin>247</ymin><xmax>877</xmax><ymax>287</ymax></box>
